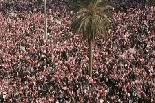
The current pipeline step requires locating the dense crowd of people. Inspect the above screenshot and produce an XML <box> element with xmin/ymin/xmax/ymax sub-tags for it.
<box><xmin>0</xmin><ymin>0</ymin><xmax>155</xmax><ymax>103</ymax></box>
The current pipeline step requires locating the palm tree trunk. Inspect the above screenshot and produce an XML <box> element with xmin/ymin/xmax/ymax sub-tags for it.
<box><xmin>88</xmin><ymin>40</ymin><xmax>93</xmax><ymax>77</ymax></box>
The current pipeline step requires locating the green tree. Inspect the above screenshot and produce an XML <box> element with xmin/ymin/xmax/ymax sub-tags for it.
<box><xmin>70</xmin><ymin>0</ymin><xmax>113</xmax><ymax>77</ymax></box>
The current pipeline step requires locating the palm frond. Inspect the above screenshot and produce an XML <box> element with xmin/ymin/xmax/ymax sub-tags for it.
<box><xmin>71</xmin><ymin>0</ymin><xmax>89</xmax><ymax>13</ymax></box>
<box><xmin>150</xmin><ymin>0</ymin><xmax>155</xmax><ymax>6</ymax></box>
<box><xmin>70</xmin><ymin>0</ymin><xmax>113</xmax><ymax>41</ymax></box>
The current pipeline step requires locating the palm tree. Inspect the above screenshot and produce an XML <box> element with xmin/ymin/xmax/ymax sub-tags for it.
<box><xmin>70</xmin><ymin>0</ymin><xmax>113</xmax><ymax>77</ymax></box>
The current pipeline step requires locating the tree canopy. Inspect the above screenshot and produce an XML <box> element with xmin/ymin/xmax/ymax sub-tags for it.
<box><xmin>71</xmin><ymin>0</ymin><xmax>113</xmax><ymax>41</ymax></box>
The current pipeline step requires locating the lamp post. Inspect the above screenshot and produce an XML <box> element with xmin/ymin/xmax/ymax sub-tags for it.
<box><xmin>44</xmin><ymin>0</ymin><xmax>48</xmax><ymax>74</ymax></box>
<box><xmin>44</xmin><ymin>0</ymin><xmax>47</xmax><ymax>40</ymax></box>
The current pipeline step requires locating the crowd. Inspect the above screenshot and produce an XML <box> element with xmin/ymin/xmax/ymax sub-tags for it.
<box><xmin>0</xmin><ymin>0</ymin><xmax>155</xmax><ymax>103</ymax></box>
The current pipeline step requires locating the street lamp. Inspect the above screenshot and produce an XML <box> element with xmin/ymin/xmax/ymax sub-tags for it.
<box><xmin>44</xmin><ymin>0</ymin><xmax>47</xmax><ymax>40</ymax></box>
